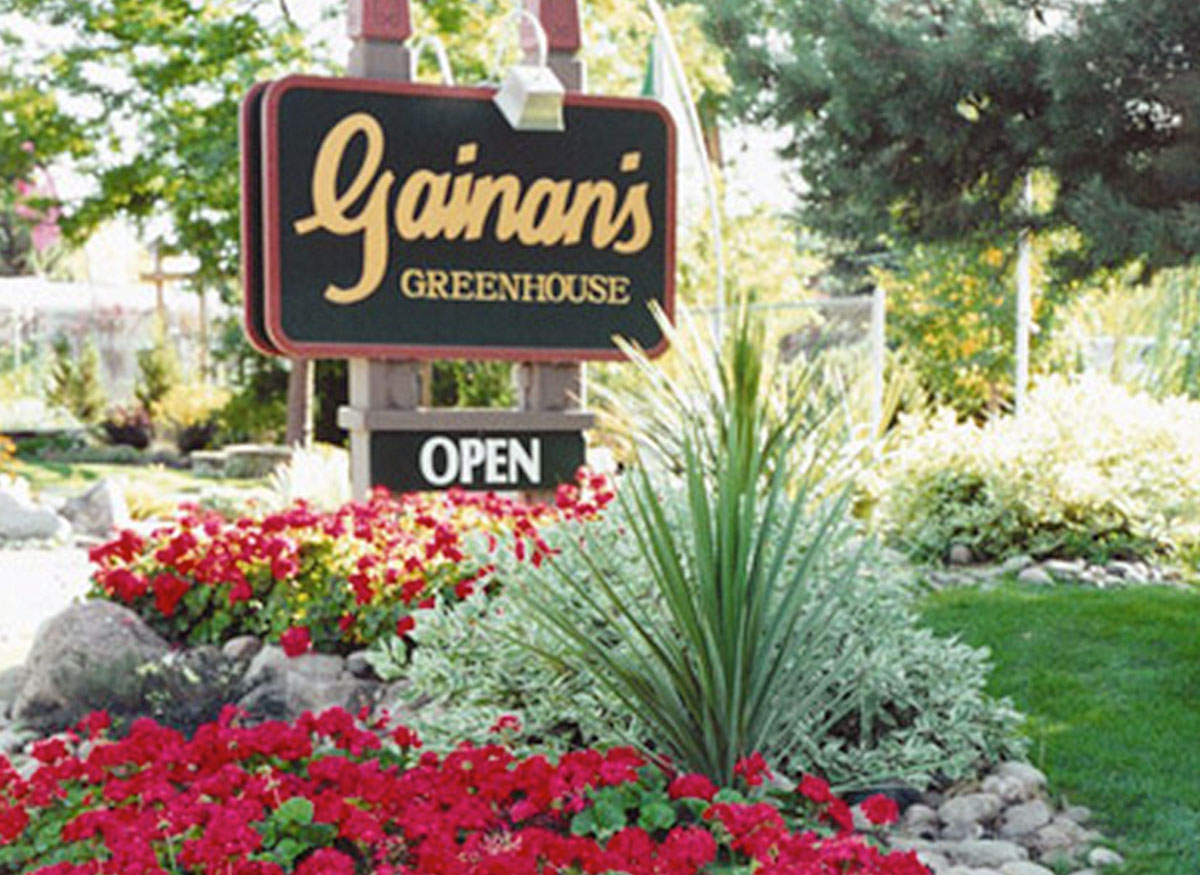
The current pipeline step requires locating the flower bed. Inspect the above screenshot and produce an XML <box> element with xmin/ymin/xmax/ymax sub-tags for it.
<box><xmin>0</xmin><ymin>707</ymin><xmax>925</xmax><ymax>875</ymax></box>
<box><xmin>87</xmin><ymin>474</ymin><xmax>613</xmax><ymax>656</ymax></box>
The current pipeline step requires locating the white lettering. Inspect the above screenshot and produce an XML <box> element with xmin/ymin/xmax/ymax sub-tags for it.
<box><xmin>460</xmin><ymin>438</ymin><xmax>487</xmax><ymax>485</ymax></box>
<box><xmin>510</xmin><ymin>438</ymin><xmax>541</xmax><ymax>484</ymax></box>
<box><xmin>484</xmin><ymin>437</ymin><xmax>508</xmax><ymax>483</ymax></box>
<box><xmin>418</xmin><ymin>436</ymin><xmax>459</xmax><ymax>487</ymax></box>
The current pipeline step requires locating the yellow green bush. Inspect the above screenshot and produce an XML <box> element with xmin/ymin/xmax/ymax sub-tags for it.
<box><xmin>867</xmin><ymin>374</ymin><xmax>1200</xmax><ymax>564</ymax></box>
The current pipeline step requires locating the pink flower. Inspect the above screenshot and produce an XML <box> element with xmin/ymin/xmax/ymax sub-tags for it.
<box><xmin>280</xmin><ymin>625</ymin><xmax>310</xmax><ymax>657</ymax></box>
<box><xmin>668</xmin><ymin>773</ymin><xmax>718</xmax><ymax>801</ymax></box>
<box><xmin>733</xmin><ymin>752</ymin><xmax>773</xmax><ymax>787</ymax></box>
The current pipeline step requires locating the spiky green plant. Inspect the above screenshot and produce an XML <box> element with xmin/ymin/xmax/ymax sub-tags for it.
<box><xmin>512</xmin><ymin>305</ymin><xmax>867</xmax><ymax>785</ymax></box>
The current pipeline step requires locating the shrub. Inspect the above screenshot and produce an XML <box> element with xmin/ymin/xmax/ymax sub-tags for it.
<box><xmin>0</xmin><ymin>708</ymin><xmax>924</xmax><ymax>875</ymax></box>
<box><xmin>86</xmin><ymin>476</ymin><xmax>612</xmax><ymax>655</ymax></box>
<box><xmin>134</xmin><ymin>323</ymin><xmax>181</xmax><ymax>412</ymax></box>
<box><xmin>45</xmin><ymin>335</ymin><xmax>106</xmax><ymax>425</ymax></box>
<box><xmin>476</xmin><ymin>307</ymin><xmax>1024</xmax><ymax>790</ymax></box>
<box><xmin>376</xmin><ymin>493</ymin><xmax>1024</xmax><ymax>791</ymax></box>
<box><xmin>154</xmin><ymin>381</ymin><xmax>230</xmax><ymax>453</ymax></box>
<box><xmin>868</xmin><ymin>374</ymin><xmax>1200</xmax><ymax>564</ymax></box>
<box><xmin>99</xmin><ymin>404</ymin><xmax>153</xmax><ymax>449</ymax></box>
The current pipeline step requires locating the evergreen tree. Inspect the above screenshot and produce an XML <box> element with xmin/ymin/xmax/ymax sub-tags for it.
<box><xmin>704</xmin><ymin>0</ymin><xmax>1200</xmax><ymax>280</ymax></box>
<box><xmin>46</xmin><ymin>335</ymin><xmax>107</xmax><ymax>425</ymax></box>
<box><xmin>135</xmin><ymin>323</ymin><xmax>182</xmax><ymax>413</ymax></box>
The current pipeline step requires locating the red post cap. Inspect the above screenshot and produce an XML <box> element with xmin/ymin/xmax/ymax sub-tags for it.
<box><xmin>534</xmin><ymin>0</ymin><xmax>581</xmax><ymax>54</ymax></box>
<box><xmin>348</xmin><ymin>0</ymin><xmax>412</xmax><ymax>42</ymax></box>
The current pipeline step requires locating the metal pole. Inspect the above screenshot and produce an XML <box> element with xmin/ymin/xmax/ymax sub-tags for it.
<box><xmin>870</xmin><ymin>285</ymin><xmax>886</xmax><ymax>444</ymax></box>
<box><xmin>1015</xmin><ymin>173</ymin><xmax>1033</xmax><ymax>415</ymax></box>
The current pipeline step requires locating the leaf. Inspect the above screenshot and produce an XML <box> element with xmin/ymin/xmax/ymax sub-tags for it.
<box><xmin>637</xmin><ymin>800</ymin><xmax>677</xmax><ymax>832</ymax></box>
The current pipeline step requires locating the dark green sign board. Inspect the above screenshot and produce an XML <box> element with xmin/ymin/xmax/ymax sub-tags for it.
<box><xmin>369</xmin><ymin>430</ymin><xmax>585</xmax><ymax>491</ymax></box>
<box><xmin>246</xmin><ymin>75</ymin><xmax>676</xmax><ymax>361</ymax></box>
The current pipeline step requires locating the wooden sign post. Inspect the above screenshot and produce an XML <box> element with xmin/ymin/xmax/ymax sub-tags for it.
<box><xmin>240</xmin><ymin>0</ymin><xmax>676</xmax><ymax>497</ymax></box>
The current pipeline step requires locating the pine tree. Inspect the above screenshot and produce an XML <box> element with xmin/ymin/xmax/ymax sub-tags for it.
<box><xmin>135</xmin><ymin>323</ymin><xmax>181</xmax><ymax>412</ymax></box>
<box><xmin>46</xmin><ymin>334</ymin><xmax>106</xmax><ymax>425</ymax></box>
<box><xmin>704</xmin><ymin>0</ymin><xmax>1200</xmax><ymax>280</ymax></box>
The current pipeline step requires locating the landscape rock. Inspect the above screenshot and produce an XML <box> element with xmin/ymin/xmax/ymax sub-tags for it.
<box><xmin>993</xmin><ymin>762</ymin><xmax>1047</xmax><ymax>798</ymax></box>
<box><xmin>900</xmin><ymin>803</ymin><xmax>940</xmax><ymax>837</ymax></box>
<box><xmin>1017</xmin><ymin>566</ymin><xmax>1053</xmax><ymax>586</ymax></box>
<box><xmin>997</xmin><ymin>554</ymin><xmax>1034</xmax><ymax>575</ymax></box>
<box><xmin>942</xmin><ymin>839</ymin><xmax>1028</xmax><ymax>868</ymax></box>
<box><xmin>940</xmin><ymin>820</ymin><xmax>985</xmax><ymax>841</ymax></box>
<box><xmin>998</xmin><ymin>800</ymin><xmax>1053</xmax><ymax>837</ymax></box>
<box><xmin>237</xmin><ymin>645</ymin><xmax>374</xmax><ymax>722</ymax></box>
<box><xmin>11</xmin><ymin>601</ymin><xmax>170</xmax><ymax>732</ymax></box>
<box><xmin>242</xmin><ymin>645</ymin><xmax>344</xmax><ymax>689</ymax></box>
<box><xmin>999</xmin><ymin>862</ymin><xmax>1055</xmax><ymax>875</ymax></box>
<box><xmin>1029</xmin><ymin>820</ymin><xmax>1089</xmax><ymax>861</ymax></box>
<box><xmin>346</xmin><ymin>650</ymin><xmax>377</xmax><ymax>680</ymax></box>
<box><xmin>938</xmin><ymin>793</ymin><xmax>1003</xmax><ymax>828</ymax></box>
<box><xmin>981</xmin><ymin>774</ymin><xmax>1028</xmax><ymax>804</ymax></box>
<box><xmin>1086</xmin><ymin>847</ymin><xmax>1124</xmax><ymax>868</ymax></box>
<box><xmin>222</xmin><ymin>635</ymin><xmax>263</xmax><ymax>663</ymax></box>
<box><xmin>1062</xmin><ymin>805</ymin><xmax>1092</xmax><ymax>824</ymax></box>
<box><xmin>0</xmin><ymin>478</ymin><xmax>71</xmax><ymax>542</ymax></box>
<box><xmin>1042</xmin><ymin>559</ymin><xmax>1085</xmax><ymax>579</ymax></box>
<box><xmin>0</xmin><ymin>664</ymin><xmax>28</xmax><ymax>718</ymax></box>
<box><xmin>59</xmin><ymin>478</ymin><xmax>129</xmax><ymax>538</ymax></box>
<box><xmin>949</xmin><ymin>544</ymin><xmax>974</xmax><ymax>565</ymax></box>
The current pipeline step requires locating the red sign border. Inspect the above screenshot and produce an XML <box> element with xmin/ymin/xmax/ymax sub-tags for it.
<box><xmin>259</xmin><ymin>75</ymin><xmax>676</xmax><ymax>362</ymax></box>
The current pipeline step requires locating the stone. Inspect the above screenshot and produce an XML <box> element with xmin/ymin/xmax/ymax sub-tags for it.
<box><xmin>1043</xmin><ymin>559</ymin><xmax>1085</xmax><ymax>579</ymax></box>
<box><xmin>940</xmin><ymin>820</ymin><xmax>984</xmax><ymax>841</ymax></box>
<box><xmin>285</xmin><ymin>677</ymin><xmax>377</xmax><ymax>717</ymax></box>
<box><xmin>981</xmin><ymin>774</ymin><xmax>1028</xmax><ymax>804</ymax></box>
<box><xmin>0</xmin><ymin>477</ymin><xmax>70</xmax><ymax>542</ymax></box>
<box><xmin>0</xmin><ymin>725</ymin><xmax>34</xmax><ymax>755</ymax></box>
<box><xmin>941</xmin><ymin>839</ymin><xmax>1028</xmax><ymax>868</ymax></box>
<box><xmin>998</xmin><ymin>800</ymin><xmax>1053</xmax><ymax>837</ymax></box>
<box><xmin>190</xmin><ymin>450</ymin><xmax>227</xmax><ymax>477</ymax></box>
<box><xmin>993</xmin><ymin>762</ymin><xmax>1047</xmax><ymax>798</ymax></box>
<box><xmin>11</xmin><ymin>601</ymin><xmax>170</xmax><ymax>733</ymax></box>
<box><xmin>346</xmin><ymin>650</ymin><xmax>378</xmax><ymax>680</ymax></box>
<box><xmin>938</xmin><ymin>793</ymin><xmax>1003</xmax><ymax>828</ymax></box>
<box><xmin>242</xmin><ymin>645</ymin><xmax>344</xmax><ymax>689</ymax></box>
<box><xmin>1086</xmin><ymin>847</ymin><xmax>1124</xmax><ymax>868</ymax></box>
<box><xmin>997</xmin><ymin>554</ymin><xmax>1034</xmax><ymax>574</ymax></box>
<box><xmin>0</xmin><ymin>664</ymin><xmax>28</xmax><ymax>719</ymax></box>
<box><xmin>1029</xmin><ymin>821</ymin><xmax>1088</xmax><ymax>861</ymax></box>
<box><xmin>1000</xmin><ymin>863</ymin><xmax>1056</xmax><ymax>875</ymax></box>
<box><xmin>900</xmin><ymin>803</ymin><xmax>940</xmax><ymax>837</ymax></box>
<box><xmin>1017</xmin><ymin>566</ymin><xmax>1053</xmax><ymax>586</ymax></box>
<box><xmin>59</xmin><ymin>478</ymin><xmax>129</xmax><ymax>538</ymax></box>
<box><xmin>949</xmin><ymin>544</ymin><xmax>974</xmax><ymax>565</ymax></box>
<box><xmin>223</xmin><ymin>444</ymin><xmax>293</xmax><ymax>479</ymax></box>
<box><xmin>222</xmin><ymin>635</ymin><xmax>264</xmax><ymax>663</ymax></box>
<box><xmin>1062</xmin><ymin>805</ymin><xmax>1092</xmax><ymax>824</ymax></box>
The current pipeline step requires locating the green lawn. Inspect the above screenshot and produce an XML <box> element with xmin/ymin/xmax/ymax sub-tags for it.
<box><xmin>920</xmin><ymin>583</ymin><xmax>1200</xmax><ymax>875</ymax></box>
<box><xmin>10</xmin><ymin>459</ymin><xmax>268</xmax><ymax>518</ymax></box>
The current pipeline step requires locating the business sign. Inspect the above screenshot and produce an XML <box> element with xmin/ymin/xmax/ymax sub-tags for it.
<box><xmin>242</xmin><ymin>75</ymin><xmax>676</xmax><ymax>361</ymax></box>
<box><xmin>369</xmin><ymin>430</ymin><xmax>585</xmax><ymax>491</ymax></box>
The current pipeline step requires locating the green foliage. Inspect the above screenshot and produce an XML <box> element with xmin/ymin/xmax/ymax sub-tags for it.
<box><xmin>921</xmin><ymin>583</ymin><xmax>1200</xmax><ymax>875</ymax></box>
<box><xmin>869</xmin><ymin>375</ymin><xmax>1200</xmax><ymax>564</ymax></box>
<box><xmin>45</xmin><ymin>335</ymin><xmax>106</xmax><ymax>425</ymax></box>
<box><xmin>1053</xmin><ymin>265</ymin><xmax>1200</xmax><ymax>401</ymax></box>
<box><xmin>705</xmin><ymin>0</ymin><xmax>1200</xmax><ymax>282</ymax></box>
<box><xmin>154</xmin><ymin>382</ymin><xmax>230</xmax><ymax>453</ymax></box>
<box><xmin>430</xmin><ymin>361</ymin><xmax>514</xmax><ymax>407</ymax></box>
<box><xmin>134</xmin><ymin>324</ymin><xmax>181</xmax><ymax>413</ymax></box>
<box><xmin>420</xmin><ymin>309</ymin><xmax>1025</xmax><ymax>788</ymax></box>
<box><xmin>213</xmin><ymin>318</ymin><xmax>288</xmax><ymax>444</ymax></box>
<box><xmin>877</xmin><ymin>235</ymin><xmax>1070</xmax><ymax>416</ymax></box>
<box><xmin>376</xmin><ymin>497</ymin><xmax>1024</xmax><ymax>789</ymax></box>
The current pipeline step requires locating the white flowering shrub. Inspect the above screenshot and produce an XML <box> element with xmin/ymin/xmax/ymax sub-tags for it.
<box><xmin>868</xmin><ymin>374</ymin><xmax>1200</xmax><ymax>563</ymax></box>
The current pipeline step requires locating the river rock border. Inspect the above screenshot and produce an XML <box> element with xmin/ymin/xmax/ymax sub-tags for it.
<box><xmin>929</xmin><ymin>549</ymin><xmax>1187</xmax><ymax>591</ymax></box>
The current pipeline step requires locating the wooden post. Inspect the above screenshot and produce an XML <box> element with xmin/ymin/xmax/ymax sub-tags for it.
<box><xmin>517</xmin><ymin>0</ymin><xmax>586</xmax><ymax>431</ymax></box>
<box><xmin>346</xmin><ymin>0</ymin><xmax>420</xmax><ymax>497</ymax></box>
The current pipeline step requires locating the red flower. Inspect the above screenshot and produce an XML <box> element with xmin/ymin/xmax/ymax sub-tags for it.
<box><xmin>733</xmin><ymin>752</ymin><xmax>773</xmax><ymax>787</ymax></box>
<box><xmin>489</xmin><ymin>714</ymin><xmax>522</xmax><ymax>735</ymax></box>
<box><xmin>152</xmin><ymin>573</ymin><xmax>190</xmax><ymax>618</ymax></box>
<box><xmin>668</xmin><ymin>774</ymin><xmax>718</xmax><ymax>801</ymax></box>
<box><xmin>798</xmin><ymin>773</ymin><xmax>833</xmax><ymax>804</ymax></box>
<box><xmin>395</xmin><ymin>615</ymin><xmax>415</xmax><ymax>636</ymax></box>
<box><xmin>280</xmin><ymin>626</ymin><xmax>310</xmax><ymax>657</ymax></box>
<box><xmin>860</xmin><ymin>793</ymin><xmax>900</xmax><ymax>826</ymax></box>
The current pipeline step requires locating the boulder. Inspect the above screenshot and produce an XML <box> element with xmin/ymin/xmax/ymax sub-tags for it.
<box><xmin>60</xmin><ymin>478</ymin><xmax>130</xmax><ymax>538</ymax></box>
<box><xmin>221</xmin><ymin>635</ymin><xmax>264</xmax><ymax>663</ymax></box>
<box><xmin>999</xmin><ymin>863</ymin><xmax>1056</xmax><ymax>875</ymax></box>
<box><xmin>900</xmin><ymin>803</ymin><xmax>940</xmax><ymax>838</ymax></box>
<box><xmin>0</xmin><ymin>664</ymin><xmax>28</xmax><ymax>719</ymax></box>
<box><xmin>942</xmin><ymin>839</ymin><xmax>1029</xmax><ymax>869</ymax></box>
<box><xmin>993</xmin><ymin>762</ymin><xmax>1047</xmax><ymax>798</ymax></box>
<box><xmin>237</xmin><ymin>645</ymin><xmax>375</xmax><ymax>722</ymax></box>
<box><xmin>948</xmin><ymin>544</ymin><xmax>974</xmax><ymax>565</ymax></box>
<box><xmin>0</xmin><ymin>478</ymin><xmax>70</xmax><ymax>542</ymax></box>
<box><xmin>938</xmin><ymin>793</ymin><xmax>1003</xmax><ymax>828</ymax></box>
<box><xmin>1086</xmin><ymin>848</ymin><xmax>1124</xmax><ymax>868</ymax></box>
<box><xmin>1017</xmin><ymin>566</ymin><xmax>1053</xmax><ymax>586</ymax></box>
<box><xmin>11</xmin><ymin>601</ymin><xmax>170</xmax><ymax>732</ymax></box>
<box><xmin>999</xmin><ymin>800</ymin><xmax>1053</xmax><ymax>838</ymax></box>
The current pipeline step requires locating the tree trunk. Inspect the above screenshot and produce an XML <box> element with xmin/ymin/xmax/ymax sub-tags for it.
<box><xmin>285</xmin><ymin>357</ymin><xmax>313</xmax><ymax>447</ymax></box>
